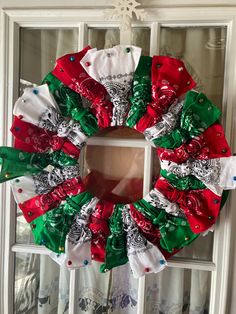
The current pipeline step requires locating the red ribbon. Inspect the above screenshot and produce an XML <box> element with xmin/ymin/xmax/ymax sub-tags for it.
<box><xmin>89</xmin><ymin>200</ymin><xmax>114</xmax><ymax>262</ymax></box>
<box><xmin>52</xmin><ymin>46</ymin><xmax>113</xmax><ymax>128</ymax></box>
<box><xmin>155</xmin><ymin>177</ymin><xmax>221</xmax><ymax>233</ymax></box>
<box><xmin>11</xmin><ymin>117</ymin><xmax>80</xmax><ymax>159</ymax></box>
<box><xmin>129</xmin><ymin>204</ymin><xmax>178</xmax><ymax>258</ymax></box>
<box><xmin>20</xmin><ymin>177</ymin><xmax>85</xmax><ymax>223</ymax></box>
<box><xmin>135</xmin><ymin>56</ymin><xmax>196</xmax><ymax>132</ymax></box>
<box><xmin>157</xmin><ymin>123</ymin><xmax>232</xmax><ymax>163</ymax></box>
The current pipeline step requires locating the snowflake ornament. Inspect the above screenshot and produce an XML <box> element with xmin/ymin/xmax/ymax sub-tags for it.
<box><xmin>105</xmin><ymin>0</ymin><xmax>147</xmax><ymax>31</ymax></box>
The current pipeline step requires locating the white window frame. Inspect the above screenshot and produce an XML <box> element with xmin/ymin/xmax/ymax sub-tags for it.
<box><xmin>1</xmin><ymin>3</ymin><xmax>236</xmax><ymax>314</ymax></box>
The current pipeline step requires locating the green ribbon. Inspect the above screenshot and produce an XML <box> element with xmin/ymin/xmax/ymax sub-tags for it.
<box><xmin>133</xmin><ymin>199</ymin><xmax>198</xmax><ymax>252</ymax></box>
<box><xmin>0</xmin><ymin>147</ymin><xmax>77</xmax><ymax>183</ymax></box>
<box><xmin>100</xmin><ymin>204</ymin><xmax>128</xmax><ymax>272</ymax></box>
<box><xmin>153</xmin><ymin>91</ymin><xmax>221</xmax><ymax>148</ymax></box>
<box><xmin>43</xmin><ymin>72</ymin><xmax>98</xmax><ymax>136</ymax></box>
<box><xmin>30</xmin><ymin>191</ymin><xmax>93</xmax><ymax>253</ymax></box>
<box><xmin>160</xmin><ymin>169</ymin><xmax>206</xmax><ymax>190</ymax></box>
<box><xmin>126</xmin><ymin>56</ymin><xmax>152</xmax><ymax>128</ymax></box>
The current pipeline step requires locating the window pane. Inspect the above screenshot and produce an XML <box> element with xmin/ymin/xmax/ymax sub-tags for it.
<box><xmin>15</xmin><ymin>253</ymin><xmax>70</xmax><ymax>313</ymax></box>
<box><xmin>20</xmin><ymin>28</ymin><xmax>79</xmax><ymax>88</ymax></box>
<box><xmin>160</xmin><ymin>26</ymin><xmax>227</xmax><ymax>109</ymax></box>
<box><xmin>132</xmin><ymin>28</ymin><xmax>151</xmax><ymax>55</ymax></box>
<box><xmin>145</xmin><ymin>268</ymin><xmax>211</xmax><ymax>314</ymax></box>
<box><xmin>82</xmin><ymin>135</ymin><xmax>145</xmax><ymax>204</ymax></box>
<box><xmin>75</xmin><ymin>262</ymin><xmax>138</xmax><ymax>314</ymax></box>
<box><xmin>88</xmin><ymin>28</ymin><xmax>120</xmax><ymax>49</ymax></box>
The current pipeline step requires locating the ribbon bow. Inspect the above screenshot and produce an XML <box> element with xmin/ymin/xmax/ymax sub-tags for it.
<box><xmin>11</xmin><ymin>117</ymin><xmax>81</xmax><ymax>158</ymax></box>
<box><xmin>19</xmin><ymin>176</ymin><xmax>85</xmax><ymax>223</ymax></box>
<box><xmin>65</xmin><ymin>197</ymin><xmax>99</xmax><ymax>268</ymax></box>
<box><xmin>0</xmin><ymin>147</ymin><xmax>77</xmax><ymax>183</ymax></box>
<box><xmin>155</xmin><ymin>177</ymin><xmax>221</xmax><ymax>233</ymax></box>
<box><xmin>127</xmin><ymin>56</ymin><xmax>196</xmax><ymax>132</ymax></box>
<box><xmin>131</xmin><ymin>201</ymin><xmax>198</xmax><ymax>253</ymax></box>
<box><xmin>153</xmin><ymin>90</ymin><xmax>221</xmax><ymax>148</ymax></box>
<box><xmin>161</xmin><ymin>155</ymin><xmax>236</xmax><ymax>195</ymax></box>
<box><xmin>126</xmin><ymin>56</ymin><xmax>152</xmax><ymax>128</ymax></box>
<box><xmin>52</xmin><ymin>46</ymin><xmax>113</xmax><ymax>128</ymax></box>
<box><xmin>30</xmin><ymin>191</ymin><xmax>93</xmax><ymax>253</ymax></box>
<box><xmin>100</xmin><ymin>204</ymin><xmax>128</xmax><ymax>273</ymax></box>
<box><xmin>43</xmin><ymin>72</ymin><xmax>98</xmax><ymax>136</ymax></box>
<box><xmin>157</xmin><ymin>123</ymin><xmax>231</xmax><ymax>163</ymax></box>
<box><xmin>13</xmin><ymin>84</ymin><xmax>87</xmax><ymax>149</ymax></box>
<box><xmin>80</xmin><ymin>45</ymin><xmax>142</xmax><ymax>126</ymax></box>
<box><xmin>88</xmin><ymin>200</ymin><xmax>114</xmax><ymax>262</ymax></box>
<box><xmin>122</xmin><ymin>205</ymin><xmax>167</xmax><ymax>278</ymax></box>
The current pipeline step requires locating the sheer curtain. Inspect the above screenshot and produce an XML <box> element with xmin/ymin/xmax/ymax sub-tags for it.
<box><xmin>16</xmin><ymin>26</ymin><xmax>226</xmax><ymax>314</ymax></box>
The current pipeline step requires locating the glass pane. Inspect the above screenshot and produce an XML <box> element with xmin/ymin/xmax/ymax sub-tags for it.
<box><xmin>15</xmin><ymin>252</ymin><xmax>70</xmax><ymax>313</ymax></box>
<box><xmin>20</xmin><ymin>28</ymin><xmax>79</xmax><ymax>88</ymax></box>
<box><xmin>160</xmin><ymin>26</ymin><xmax>227</xmax><ymax>109</ymax></box>
<box><xmin>132</xmin><ymin>27</ymin><xmax>150</xmax><ymax>55</ymax></box>
<box><xmin>82</xmin><ymin>139</ymin><xmax>145</xmax><ymax>204</ymax></box>
<box><xmin>145</xmin><ymin>268</ymin><xmax>211</xmax><ymax>314</ymax></box>
<box><xmin>88</xmin><ymin>28</ymin><xmax>120</xmax><ymax>49</ymax></box>
<box><xmin>75</xmin><ymin>262</ymin><xmax>138</xmax><ymax>314</ymax></box>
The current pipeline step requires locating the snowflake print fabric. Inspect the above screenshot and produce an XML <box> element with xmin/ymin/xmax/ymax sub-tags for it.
<box><xmin>1</xmin><ymin>45</ymin><xmax>235</xmax><ymax>278</ymax></box>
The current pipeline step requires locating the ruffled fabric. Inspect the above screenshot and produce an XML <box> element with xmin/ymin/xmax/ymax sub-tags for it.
<box><xmin>52</xmin><ymin>46</ymin><xmax>113</xmax><ymax>128</ymax></box>
<box><xmin>155</xmin><ymin>177</ymin><xmax>221</xmax><ymax>233</ymax></box>
<box><xmin>0</xmin><ymin>147</ymin><xmax>77</xmax><ymax>183</ymax></box>
<box><xmin>89</xmin><ymin>200</ymin><xmax>114</xmax><ymax>262</ymax></box>
<box><xmin>128</xmin><ymin>56</ymin><xmax>196</xmax><ymax>132</ymax></box>
<box><xmin>0</xmin><ymin>45</ymin><xmax>235</xmax><ymax>278</ymax></box>
<box><xmin>122</xmin><ymin>205</ymin><xmax>167</xmax><ymax>278</ymax></box>
<box><xmin>11</xmin><ymin>117</ymin><xmax>81</xmax><ymax>158</ymax></box>
<box><xmin>65</xmin><ymin>197</ymin><xmax>99</xmax><ymax>269</ymax></box>
<box><xmin>43</xmin><ymin>72</ymin><xmax>99</xmax><ymax>136</ymax></box>
<box><xmin>13</xmin><ymin>84</ymin><xmax>87</xmax><ymax>148</ymax></box>
<box><xmin>161</xmin><ymin>156</ymin><xmax>236</xmax><ymax>195</ymax></box>
<box><xmin>153</xmin><ymin>90</ymin><xmax>221</xmax><ymax>148</ymax></box>
<box><xmin>157</xmin><ymin>123</ymin><xmax>231</xmax><ymax>163</ymax></box>
<box><xmin>80</xmin><ymin>45</ymin><xmax>141</xmax><ymax>126</ymax></box>
<box><xmin>19</xmin><ymin>176</ymin><xmax>84</xmax><ymax>223</ymax></box>
<box><xmin>30</xmin><ymin>191</ymin><xmax>93</xmax><ymax>253</ymax></box>
<box><xmin>11</xmin><ymin>165</ymin><xmax>80</xmax><ymax>204</ymax></box>
<box><xmin>131</xmin><ymin>201</ymin><xmax>198</xmax><ymax>252</ymax></box>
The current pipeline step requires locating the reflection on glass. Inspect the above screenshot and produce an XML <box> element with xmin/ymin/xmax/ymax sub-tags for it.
<box><xmin>82</xmin><ymin>133</ymin><xmax>144</xmax><ymax>203</ymax></box>
<box><xmin>15</xmin><ymin>253</ymin><xmax>70</xmax><ymax>314</ymax></box>
<box><xmin>160</xmin><ymin>26</ymin><xmax>227</xmax><ymax>108</ymax></box>
<box><xmin>145</xmin><ymin>268</ymin><xmax>211</xmax><ymax>314</ymax></box>
<box><xmin>20</xmin><ymin>28</ymin><xmax>79</xmax><ymax>88</ymax></box>
<box><xmin>88</xmin><ymin>28</ymin><xmax>120</xmax><ymax>49</ymax></box>
<box><xmin>88</xmin><ymin>27</ymin><xmax>150</xmax><ymax>55</ymax></box>
<box><xmin>132</xmin><ymin>28</ymin><xmax>151</xmax><ymax>55</ymax></box>
<box><xmin>16</xmin><ymin>205</ymin><xmax>34</xmax><ymax>244</ymax></box>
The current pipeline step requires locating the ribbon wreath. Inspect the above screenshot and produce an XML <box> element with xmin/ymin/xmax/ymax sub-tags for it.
<box><xmin>1</xmin><ymin>45</ymin><xmax>235</xmax><ymax>278</ymax></box>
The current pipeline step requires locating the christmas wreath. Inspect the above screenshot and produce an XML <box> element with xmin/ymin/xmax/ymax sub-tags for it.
<box><xmin>1</xmin><ymin>45</ymin><xmax>235</xmax><ymax>278</ymax></box>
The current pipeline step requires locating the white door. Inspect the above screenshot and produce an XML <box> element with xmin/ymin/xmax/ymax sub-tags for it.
<box><xmin>1</xmin><ymin>2</ymin><xmax>236</xmax><ymax>314</ymax></box>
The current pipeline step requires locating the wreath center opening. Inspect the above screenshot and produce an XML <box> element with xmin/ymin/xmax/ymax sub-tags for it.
<box><xmin>81</xmin><ymin>127</ymin><xmax>160</xmax><ymax>204</ymax></box>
